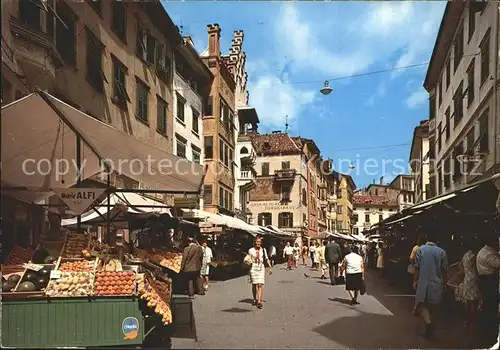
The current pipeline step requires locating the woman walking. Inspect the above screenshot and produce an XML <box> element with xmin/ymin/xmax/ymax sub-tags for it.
<box><xmin>301</xmin><ymin>244</ymin><xmax>309</xmax><ymax>265</ymax></box>
<box><xmin>292</xmin><ymin>243</ymin><xmax>301</xmax><ymax>268</ymax></box>
<box><xmin>283</xmin><ymin>242</ymin><xmax>294</xmax><ymax>270</ymax></box>
<box><xmin>377</xmin><ymin>242</ymin><xmax>385</xmax><ymax>276</ymax></box>
<box><xmin>309</xmin><ymin>243</ymin><xmax>317</xmax><ymax>268</ymax></box>
<box><xmin>409</xmin><ymin>235</ymin><xmax>426</xmax><ymax>290</ymax></box>
<box><xmin>340</xmin><ymin>246</ymin><xmax>365</xmax><ymax>305</ymax></box>
<box><xmin>248</xmin><ymin>237</ymin><xmax>272</xmax><ymax>308</ymax></box>
<box><xmin>456</xmin><ymin>238</ymin><xmax>482</xmax><ymax>329</ymax></box>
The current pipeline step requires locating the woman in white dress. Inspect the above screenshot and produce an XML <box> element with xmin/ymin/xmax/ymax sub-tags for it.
<box><xmin>248</xmin><ymin>236</ymin><xmax>272</xmax><ymax>309</ymax></box>
<box><xmin>201</xmin><ymin>240</ymin><xmax>213</xmax><ymax>291</ymax></box>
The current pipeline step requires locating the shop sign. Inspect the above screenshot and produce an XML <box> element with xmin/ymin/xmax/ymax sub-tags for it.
<box><xmin>174</xmin><ymin>197</ymin><xmax>198</xmax><ymax>208</ymax></box>
<box><xmin>122</xmin><ymin>317</ymin><xmax>139</xmax><ymax>340</ymax></box>
<box><xmin>248</xmin><ymin>201</ymin><xmax>295</xmax><ymax>211</ymax></box>
<box><xmin>200</xmin><ymin>226</ymin><xmax>223</xmax><ymax>233</ymax></box>
<box><xmin>52</xmin><ymin>188</ymin><xmax>106</xmax><ymax>215</ymax></box>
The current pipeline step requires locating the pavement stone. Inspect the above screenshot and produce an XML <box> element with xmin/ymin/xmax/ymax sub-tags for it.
<box><xmin>172</xmin><ymin>263</ymin><xmax>487</xmax><ymax>349</ymax></box>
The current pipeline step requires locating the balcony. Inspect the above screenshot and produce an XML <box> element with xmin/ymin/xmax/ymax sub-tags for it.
<box><xmin>274</xmin><ymin>168</ymin><xmax>296</xmax><ymax>181</ymax></box>
<box><xmin>9</xmin><ymin>17</ymin><xmax>63</xmax><ymax>89</ymax></box>
<box><xmin>238</xmin><ymin>169</ymin><xmax>256</xmax><ymax>190</ymax></box>
<box><xmin>327</xmin><ymin>194</ymin><xmax>337</xmax><ymax>202</ymax></box>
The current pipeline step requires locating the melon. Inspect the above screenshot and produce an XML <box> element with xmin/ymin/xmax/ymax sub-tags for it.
<box><xmin>17</xmin><ymin>281</ymin><xmax>37</xmax><ymax>292</ymax></box>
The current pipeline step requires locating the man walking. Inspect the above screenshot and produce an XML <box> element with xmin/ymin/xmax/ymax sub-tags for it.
<box><xmin>180</xmin><ymin>236</ymin><xmax>204</xmax><ymax>297</ymax></box>
<box><xmin>413</xmin><ymin>231</ymin><xmax>448</xmax><ymax>338</ymax></box>
<box><xmin>325</xmin><ymin>238</ymin><xmax>343</xmax><ymax>285</ymax></box>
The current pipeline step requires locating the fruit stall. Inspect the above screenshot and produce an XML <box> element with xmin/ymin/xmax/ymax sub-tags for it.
<box><xmin>1</xmin><ymin>231</ymin><xmax>196</xmax><ymax>348</ymax></box>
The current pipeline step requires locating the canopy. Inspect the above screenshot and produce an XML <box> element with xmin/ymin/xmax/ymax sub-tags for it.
<box><xmin>181</xmin><ymin>209</ymin><xmax>262</xmax><ymax>235</ymax></box>
<box><xmin>61</xmin><ymin>192</ymin><xmax>171</xmax><ymax>226</ymax></box>
<box><xmin>1</xmin><ymin>92</ymin><xmax>204</xmax><ymax>203</ymax></box>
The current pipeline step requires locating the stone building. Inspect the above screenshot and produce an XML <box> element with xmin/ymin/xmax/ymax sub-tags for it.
<box><xmin>247</xmin><ymin>133</ymin><xmax>308</xmax><ymax>236</ymax></box>
<box><xmin>336</xmin><ymin>174</ymin><xmax>356</xmax><ymax>233</ymax></box>
<box><xmin>1</xmin><ymin>0</ymin><xmax>185</xmax><ymax>193</ymax></box>
<box><xmin>388</xmin><ymin>175</ymin><xmax>415</xmax><ymax>211</ymax></box>
<box><xmin>352</xmin><ymin>195</ymin><xmax>399</xmax><ymax>235</ymax></box>
<box><xmin>200</xmin><ymin>24</ymin><xmax>248</xmax><ymax>215</ymax></box>
<box><xmin>410</xmin><ymin>120</ymin><xmax>431</xmax><ymax>203</ymax></box>
<box><xmin>424</xmin><ymin>1</ymin><xmax>500</xmax><ymax>198</ymax></box>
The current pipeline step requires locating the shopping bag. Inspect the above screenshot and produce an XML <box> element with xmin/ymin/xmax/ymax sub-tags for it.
<box><xmin>242</xmin><ymin>254</ymin><xmax>253</xmax><ymax>268</ymax></box>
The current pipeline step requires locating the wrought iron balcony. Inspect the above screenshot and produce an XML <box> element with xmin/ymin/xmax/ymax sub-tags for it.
<box><xmin>274</xmin><ymin>168</ymin><xmax>296</xmax><ymax>181</ymax></box>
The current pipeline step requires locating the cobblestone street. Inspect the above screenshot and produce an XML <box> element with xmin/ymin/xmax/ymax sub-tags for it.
<box><xmin>173</xmin><ymin>264</ymin><xmax>487</xmax><ymax>349</ymax></box>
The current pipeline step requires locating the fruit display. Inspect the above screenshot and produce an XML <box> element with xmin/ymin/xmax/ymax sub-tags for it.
<box><xmin>153</xmin><ymin>278</ymin><xmax>172</xmax><ymax>303</ymax></box>
<box><xmin>89</xmin><ymin>239</ymin><xmax>111</xmax><ymax>252</ymax></box>
<box><xmin>93</xmin><ymin>271</ymin><xmax>135</xmax><ymax>296</ymax></box>
<box><xmin>2</xmin><ymin>273</ymin><xmax>22</xmax><ymax>293</ymax></box>
<box><xmin>7</xmin><ymin>245</ymin><xmax>34</xmax><ymax>264</ymax></box>
<box><xmin>15</xmin><ymin>266</ymin><xmax>53</xmax><ymax>292</ymax></box>
<box><xmin>45</xmin><ymin>272</ymin><xmax>93</xmax><ymax>297</ymax></box>
<box><xmin>98</xmin><ymin>259</ymin><xmax>123</xmax><ymax>272</ymax></box>
<box><xmin>138</xmin><ymin>277</ymin><xmax>172</xmax><ymax>325</ymax></box>
<box><xmin>148</xmin><ymin>251</ymin><xmax>183</xmax><ymax>273</ymax></box>
<box><xmin>58</xmin><ymin>260</ymin><xmax>94</xmax><ymax>272</ymax></box>
<box><xmin>61</xmin><ymin>233</ymin><xmax>89</xmax><ymax>258</ymax></box>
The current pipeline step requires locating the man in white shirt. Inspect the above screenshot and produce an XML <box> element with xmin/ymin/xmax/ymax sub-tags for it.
<box><xmin>269</xmin><ymin>245</ymin><xmax>277</xmax><ymax>267</ymax></box>
<box><xmin>201</xmin><ymin>240</ymin><xmax>213</xmax><ymax>291</ymax></box>
<box><xmin>476</xmin><ymin>232</ymin><xmax>500</xmax><ymax>346</ymax></box>
<box><xmin>283</xmin><ymin>242</ymin><xmax>294</xmax><ymax>270</ymax></box>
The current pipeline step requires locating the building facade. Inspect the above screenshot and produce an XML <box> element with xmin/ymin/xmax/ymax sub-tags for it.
<box><xmin>410</xmin><ymin>120</ymin><xmax>431</xmax><ymax>203</ymax></box>
<box><xmin>1</xmin><ymin>0</ymin><xmax>193</xmax><ymax>199</ymax></box>
<box><xmin>424</xmin><ymin>1</ymin><xmax>500</xmax><ymax>198</ymax></box>
<box><xmin>352</xmin><ymin>195</ymin><xmax>399</xmax><ymax>235</ymax></box>
<box><xmin>388</xmin><ymin>175</ymin><xmax>415</xmax><ymax>211</ymax></box>
<box><xmin>200</xmin><ymin>24</ymin><xmax>241</xmax><ymax>214</ymax></box>
<box><xmin>336</xmin><ymin>174</ymin><xmax>356</xmax><ymax>233</ymax></box>
<box><xmin>247</xmin><ymin>133</ymin><xmax>308</xmax><ymax>236</ymax></box>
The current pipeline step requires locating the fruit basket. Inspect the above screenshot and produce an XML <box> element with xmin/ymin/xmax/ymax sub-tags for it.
<box><xmin>60</xmin><ymin>233</ymin><xmax>91</xmax><ymax>258</ymax></box>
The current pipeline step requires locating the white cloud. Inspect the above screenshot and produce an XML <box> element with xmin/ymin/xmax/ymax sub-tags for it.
<box><xmin>406</xmin><ymin>88</ymin><xmax>428</xmax><ymax>109</ymax></box>
<box><xmin>366</xmin><ymin>82</ymin><xmax>386</xmax><ymax>106</ymax></box>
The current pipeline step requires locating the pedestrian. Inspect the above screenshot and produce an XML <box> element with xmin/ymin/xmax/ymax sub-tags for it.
<box><xmin>318</xmin><ymin>240</ymin><xmax>328</xmax><ymax>280</ymax></box>
<box><xmin>283</xmin><ymin>242</ymin><xmax>294</xmax><ymax>270</ymax></box>
<box><xmin>476</xmin><ymin>231</ymin><xmax>500</xmax><ymax>346</ymax></box>
<box><xmin>301</xmin><ymin>244</ymin><xmax>309</xmax><ymax>265</ymax></box>
<box><xmin>292</xmin><ymin>243</ymin><xmax>300</xmax><ymax>268</ymax></box>
<box><xmin>409</xmin><ymin>234</ymin><xmax>426</xmax><ymax>290</ymax></box>
<box><xmin>376</xmin><ymin>242</ymin><xmax>385</xmax><ymax>276</ymax></box>
<box><xmin>456</xmin><ymin>236</ymin><xmax>481</xmax><ymax>330</ymax></box>
<box><xmin>340</xmin><ymin>245</ymin><xmax>365</xmax><ymax>305</ymax></box>
<box><xmin>269</xmin><ymin>244</ymin><xmax>277</xmax><ymax>267</ymax></box>
<box><xmin>413</xmin><ymin>231</ymin><xmax>448</xmax><ymax>338</ymax></box>
<box><xmin>325</xmin><ymin>238</ymin><xmax>343</xmax><ymax>285</ymax></box>
<box><xmin>309</xmin><ymin>242</ymin><xmax>316</xmax><ymax>268</ymax></box>
<box><xmin>200</xmin><ymin>240</ymin><xmax>213</xmax><ymax>292</ymax></box>
<box><xmin>248</xmin><ymin>236</ymin><xmax>272</xmax><ymax>309</ymax></box>
<box><xmin>180</xmin><ymin>236</ymin><xmax>204</xmax><ymax>297</ymax></box>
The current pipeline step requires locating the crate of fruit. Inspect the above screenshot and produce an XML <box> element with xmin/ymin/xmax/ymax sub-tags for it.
<box><xmin>7</xmin><ymin>245</ymin><xmax>34</xmax><ymax>265</ymax></box>
<box><xmin>60</xmin><ymin>233</ymin><xmax>90</xmax><ymax>258</ymax></box>
<box><xmin>93</xmin><ymin>271</ymin><xmax>136</xmax><ymax>296</ymax></box>
<box><xmin>2</xmin><ymin>264</ymin><xmax>55</xmax><ymax>300</ymax></box>
<box><xmin>55</xmin><ymin>257</ymin><xmax>98</xmax><ymax>273</ymax></box>
<box><xmin>45</xmin><ymin>271</ymin><xmax>94</xmax><ymax>298</ymax></box>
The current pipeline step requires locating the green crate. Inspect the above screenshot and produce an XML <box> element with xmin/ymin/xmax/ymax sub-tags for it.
<box><xmin>1</xmin><ymin>297</ymin><xmax>144</xmax><ymax>348</ymax></box>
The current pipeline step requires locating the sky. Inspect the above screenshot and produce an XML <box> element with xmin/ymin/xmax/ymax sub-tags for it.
<box><xmin>163</xmin><ymin>1</ymin><xmax>446</xmax><ymax>189</ymax></box>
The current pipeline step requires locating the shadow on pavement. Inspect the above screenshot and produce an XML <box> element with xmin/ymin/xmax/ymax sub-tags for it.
<box><xmin>238</xmin><ymin>298</ymin><xmax>254</xmax><ymax>304</ymax></box>
<box><xmin>221</xmin><ymin>307</ymin><xmax>253</xmax><ymax>313</ymax></box>
<box><xmin>328</xmin><ymin>297</ymin><xmax>352</xmax><ymax>306</ymax></box>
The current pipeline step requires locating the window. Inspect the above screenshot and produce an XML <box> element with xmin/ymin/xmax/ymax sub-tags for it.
<box><xmin>176</xmin><ymin>135</ymin><xmax>187</xmax><ymax>159</ymax></box>
<box><xmin>87</xmin><ymin>0</ymin><xmax>102</xmax><ymax>15</ymax></box>
<box><xmin>111</xmin><ymin>57</ymin><xmax>130</xmax><ymax>105</ymax></box>
<box><xmin>453</xmin><ymin>144</ymin><xmax>464</xmax><ymax>181</ymax></box>
<box><xmin>438</xmin><ymin>79</ymin><xmax>442</xmax><ymax>106</ymax></box>
<box><xmin>219</xmin><ymin>140</ymin><xmax>233</xmax><ymax>168</ymax></box>
<box><xmin>176</xmin><ymin>94</ymin><xmax>185</xmax><ymax>123</ymax></box>
<box><xmin>445</xmin><ymin>59</ymin><xmax>451</xmax><ymax>90</ymax></box>
<box><xmin>302</xmin><ymin>188</ymin><xmax>307</xmax><ymax>206</ymax></box>
<box><xmin>282</xmin><ymin>161</ymin><xmax>290</xmax><ymax>170</ymax></box>
<box><xmin>480</xmin><ymin>30</ymin><xmax>491</xmax><ymax>84</ymax></box>
<box><xmin>337</xmin><ymin>205</ymin><xmax>343</xmax><ymax>214</ymax></box>
<box><xmin>136</xmin><ymin>79</ymin><xmax>149</xmax><ymax>122</ymax></box>
<box><xmin>156</xmin><ymin>44</ymin><xmax>171</xmax><ymax>83</ymax></box>
<box><xmin>378</xmin><ymin>214</ymin><xmax>383</xmax><ymax>223</ymax></box>
<box><xmin>203</xmin><ymin>185</ymin><xmax>212</xmax><ymax>204</ymax></box>
<box><xmin>468</xmin><ymin>5</ymin><xmax>475</xmax><ymax>41</ymax></box>
<box><xmin>204</xmin><ymin>96</ymin><xmax>213</xmax><ymax>116</ymax></box>
<box><xmin>136</xmin><ymin>23</ymin><xmax>155</xmax><ymax>64</ymax></box>
<box><xmin>19</xmin><ymin>0</ymin><xmax>41</xmax><ymax>31</ymax></box>
<box><xmin>278</xmin><ymin>213</ymin><xmax>293</xmax><ymax>228</ymax></box>
<box><xmin>112</xmin><ymin>1</ymin><xmax>126</xmax><ymax>42</ymax></box>
<box><xmin>281</xmin><ymin>184</ymin><xmax>291</xmax><ymax>202</ymax></box>
<box><xmin>437</xmin><ymin>122</ymin><xmax>442</xmax><ymax>152</ymax></box>
<box><xmin>453</xmin><ymin>82</ymin><xmax>464</xmax><ymax>128</ymax></box>
<box><xmin>429</xmin><ymin>95</ymin><xmax>436</xmax><ymax>120</ymax></box>
<box><xmin>258</xmin><ymin>213</ymin><xmax>272</xmax><ymax>226</ymax></box>
<box><xmin>192</xmin><ymin>146</ymin><xmax>201</xmax><ymax>164</ymax></box>
<box><xmin>156</xmin><ymin>96</ymin><xmax>167</xmax><ymax>134</ymax></box>
<box><xmin>479</xmin><ymin>109</ymin><xmax>489</xmax><ymax>153</ymax></box>
<box><xmin>220</xmin><ymin>98</ymin><xmax>231</xmax><ymax>129</ymax></box>
<box><xmin>86</xmin><ymin>28</ymin><xmax>106</xmax><ymax>93</ymax></box>
<box><xmin>365</xmin><ymin>214</ymin><xmax>370</xmax><ymax>223</ymax></box>
<box><xmin>261</xmin><ymin>163</ymin><xmax>269</xmax><ymax>176</ymax></box>
<box><xmin>204</xmin><ymin>136</ymin><xmax>213</xmax><ymax>159</ymax></box>
<box><xmin>445</xmin><ymin>107</ymin><xmax>451</xmax><ymax>140</ymax></box>
<box><xmin>454</xmin><ymin>24</ymin><xmax>464</xmax><ymax>71</ymax></box>
<box><xmin>192</xmin><ymin>108</ymin><xmax>200</xmax><ymax>135</ymax></box>
<box><xmin>219</xmin><ymin>186</ymin><xmax>233</xmax><ymax>211</ymax></box>
<box><xmin>56</xmin><ymin>1</ymin><xmax>77</xmax><ymax>65</ymax></box>
<box><xmin>466</xmin><ymin>127</ymin><xmax>475</xmax><ymax>173</ymax></box>
<box><xmin>467</xmin><ymin>59</ymin><xmax>475</xmax><ymax>106</ymax></box>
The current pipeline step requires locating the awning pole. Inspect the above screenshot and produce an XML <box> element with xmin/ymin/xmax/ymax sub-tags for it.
<box><xmin>76</xmin><ymin>135</ymin><xmax>81</xmax><ymax>230</ymax></box>
<box><xmin>106</xmin><ymin>173</ymin><xmax>111</xmax><ymax>239</ymax></box>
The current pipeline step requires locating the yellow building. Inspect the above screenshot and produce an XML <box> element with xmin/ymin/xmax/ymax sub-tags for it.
<box><xmin>336</xmin><ymin>174</ymin><xmax>356</xmax><ymax>233</ymax></box>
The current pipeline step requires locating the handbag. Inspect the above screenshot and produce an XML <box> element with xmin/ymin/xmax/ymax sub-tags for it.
<box><xmin>243</xmin><ymin>254</ymin><xmax>253</xmax><ymax>268</ymax></box>
<box><xmin>360</xmin><ymin>280</ymin><xmax>366</xmax><ymax>295</ymax></box>
<box><xmin>407</xmin><ymin>264</ymin><xmax>416</xmax><ymax>274</ymax></box>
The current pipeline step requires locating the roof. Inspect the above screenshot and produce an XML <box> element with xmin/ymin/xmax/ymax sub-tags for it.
<box><xmin>341</xmin><ymin>174</ymin><xmax>357</xmax><ymax>190</ymax></box>
<box><xmin>139</xmin><ymin>1</ymin><xmax>183</xmax><ymax>49</ymax></box>
<box><xmin>291</xmin><ymin>137</ymin><xmax>320</xmax><ymax>155</ymax></box>
<box><xmin>353</xmin><ymin>195</ymin><xmax>398</xmax><ymax>207</ymax></box>
<box><xmin>409</xmin><ymin>121</ymin><xmax>430</xmax><ymax>164</ymax></box>
<box><xmin>251</xmin><ymin>133</ymin><xmax>301</xmax><ymax>156</ymax></box>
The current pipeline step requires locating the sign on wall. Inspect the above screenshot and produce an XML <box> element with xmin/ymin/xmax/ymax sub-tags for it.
<box><xmin>52</xmin><ymin>188</ymin><xmax>106</xmax><ymax>215</ymax></box>
<box><xmin>248</xmin><ymin>201</ymin><xmax>296</xmax><ymax>211</ymax></box>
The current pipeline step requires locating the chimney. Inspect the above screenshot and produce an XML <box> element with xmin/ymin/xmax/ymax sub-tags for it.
<box><xmin>379</xmin><ymin>176</ymin><xmax>384</xmax><ymax>185</ymax></box>
<box><xmin>207</xmin><ymin>23</ymin><xmax>221</xmax><ymax>57</ymax></box>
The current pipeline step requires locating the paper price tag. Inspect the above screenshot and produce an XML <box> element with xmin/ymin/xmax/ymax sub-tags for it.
<box><xmin>50</xmin><ymin>270</ymin><xmax>62</xmax><ymax>279</ymax></box>
<box><xmin>23</xmin><ymin>263</ymin><xmax>44</xmax><ymax>271</ymax></box>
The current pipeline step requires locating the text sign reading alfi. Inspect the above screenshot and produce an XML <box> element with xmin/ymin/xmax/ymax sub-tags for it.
<box><xmin>52</xmin><ymin>188</ymin><xmax>106</xmax><ymax>215</ymax></box>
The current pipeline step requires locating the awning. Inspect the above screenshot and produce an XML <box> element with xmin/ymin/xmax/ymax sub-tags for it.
<box><xmin>61</xmin><ymin>192</ymin><xmax>171</xmax><ymax>226</ymax></box>
<box><xmin>181</xmin><ymin>209</ymin><xmax>262</xmax><ymax>235</ymax></box>
<box><xmin>1</xmin><ymin>92</ymin><xmax>204</xmax><ymax>202</ymax></box>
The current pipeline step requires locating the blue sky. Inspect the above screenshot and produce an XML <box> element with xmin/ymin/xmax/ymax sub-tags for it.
<box><xmin>163</xmin><ymin>1</ymin><xmax>446</xmax><ymax>189</ymax></box>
